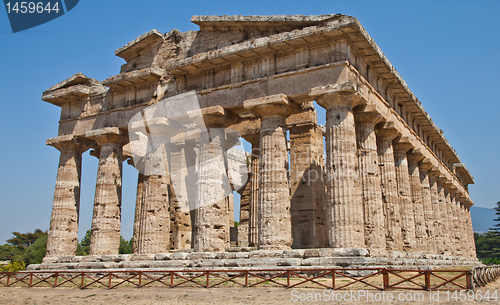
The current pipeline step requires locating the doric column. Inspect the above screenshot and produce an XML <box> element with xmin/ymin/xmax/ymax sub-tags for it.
<box><xmin>407</xmin><ymin>149</ymin><xmax>426</xmax><ymax>252</ymax></box>
<box><xmin>194</xmin><ymin>106</ymin><xmax>237</xmax><ymax>252</ymax></box>
<box><xmin>132</xmin><ymin>171</ymin><xmax>144</xmax><ymax>253</ymax></box>
<box><xmin>376</xmin><ymin>122</ymin><xmax>403</xmax><ymax>251</ymax></box>
<box><xmin>242</xmin><ymin>135</ymin><xmax>260</xmax><ymax>247</ymax></box>
<box><xmin>354</xmin><ymin>106</ymin><xmax>385</xmax><ymax>250</ymax></box>
<box><xmin>428</xmin><ymin>169</ymin><xmax>445</xmax><ymax>254</ymax></box>
<box><xmin>418</xmin><ymin>159</ymin><xmax>437</xmax><ymax>254</ymax></box>
<box><xmin>45</xmin><ymin>136</ymin><xmax>89</xmax><ymax>257</ymax></box>
<box><xmin>447</xmin><ymin>187</ymin><xmax>461</xmax><ymax>256</ymax></box>
<box><xmin>443</xmin><ymin>186</ymin><xmax>456</xmax><ymax>253</ymax></box>
<box><xmin>86</xmin><ymin>128</ymin><xmax>128</xmax><ymax>255</ymax></box>
<box><xmin>393</xmin><ymin>137</ymin><xmax>416</xmax><ymax>252</ymax></box>
<box><xmin>169</xmin><ymin>138</ymin><xmax>196</xmax><ymax>250</ymax></box>
<box><xmin>289</xmin><ymin>103</ymin><xmax>327</xmax><ymax>248</ymax></box>
<box><xmin>435</xmin><ymin>175</ymin><xmax>452</xmax><ymax>255</ymax></box>
<box><xmin>463</xmin><ymin>201</ymin><xmax>477</xmax><ymax>258</ymax></box>
<box><xmin>244</xmin><ymin>94</ymin><xmax>299</xmax><ymax>250</ymax></box>
<box><xmin>133</xmin><ymin>118</ymin><xmax>173</xmax><ymax>254</ymax></box>
<box><xmin>236</xmin><ymin>171</ymin><xmax>251</xmax><ymax>247</ymax></box>
<box><xmin>311</xmin><ymin>83</ymin><xmax>365</xmax><ymax>248</ymax></box>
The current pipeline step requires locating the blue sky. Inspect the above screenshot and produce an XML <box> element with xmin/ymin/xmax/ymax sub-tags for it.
<box><xmin>0</xmin><ymin>1</ymin><xmax>499</xmax><ymax>244</ymax></box>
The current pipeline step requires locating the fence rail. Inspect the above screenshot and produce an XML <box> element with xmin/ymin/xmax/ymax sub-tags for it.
<box><xmin>472</xmin><ymin>265</ymin><xmax>500</xmax><ymax>288</ymax></box>
<box><xmin>0</xmin><ymin>268</ymin><xmax>473</xmax><ymax>290</ymax></box>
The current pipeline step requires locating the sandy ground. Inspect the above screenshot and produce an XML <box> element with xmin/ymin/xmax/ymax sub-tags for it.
<box><xmin>1</xmin><ymin>279</ymin><xmax>499</xmax><ymax>305</ymax></box>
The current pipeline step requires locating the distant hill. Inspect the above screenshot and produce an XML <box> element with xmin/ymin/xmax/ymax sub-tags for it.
<box><xmin>471</xmin><ymin>206</ymin><xmax>497</xmax><ymax>233</ymax></box>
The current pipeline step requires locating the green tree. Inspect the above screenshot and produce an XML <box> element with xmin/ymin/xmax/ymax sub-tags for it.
<box><xmin>22</xmin><ymin>235</ymin><xmax>47</xmax><ymax>265</ymax></box>
<box><xmin>118</xmin><ymin>237</ymin><xmax>133</xmax><ymax>254</ymax></box>
<box><xmin>0</xmin><ymin>244</ymin><xmax>23</xmax><ymax>262</ymax></box>
<box><xmin>79</xmin><ymin>230</ymin><xmax>91</xmax><ymax>255</ymax></box>
<box><xmin>7</xmin><ymin>229</ymin><xmax>46</xmax><ymax>251</ymax></box>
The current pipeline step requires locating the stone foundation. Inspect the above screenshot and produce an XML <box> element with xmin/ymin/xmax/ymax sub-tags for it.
<box><xmin>30</xmin><ymin>248</ymin><xmax>479</xmax><ymax>271</ymax></box>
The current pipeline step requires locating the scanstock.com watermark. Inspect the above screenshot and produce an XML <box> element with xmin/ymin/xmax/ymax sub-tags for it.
<box><xmin>290</xmin><ymin>289</ymin><xmax>499</xmax><ymax>302</ymax></box>
<box><xmin>3</xmin><ymin>0</ymin><xmax>78</xmax><ymax>32</ymax></box>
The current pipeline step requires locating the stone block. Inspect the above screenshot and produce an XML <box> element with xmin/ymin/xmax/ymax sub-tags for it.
<box><xmin>284</xmin><ymin>250</ymin><xmax>305</xmax><ymax>258</ymax></box>
<box><xmin>188</xmin><ymin>252</ymin><xmax>217</xmax><ymax>260</ymax></box>
<box><xmin>132</xmin><ymin>254</ymin><xmax>155</xmax><ymax>261</ymax></box>
<box><xmin>154</xmin><ymin>253</ymin><xmax>172</xmax><ymax>260</ymax></box>
<box><xmin>170</xmin><ymin>252</ymin><xmax>190</xmax><ymax>260</ymax></box>
<box><xmin>330</xmin><ymin>248</ymin><xmax>369</xmax><ymax>257</ymax></box>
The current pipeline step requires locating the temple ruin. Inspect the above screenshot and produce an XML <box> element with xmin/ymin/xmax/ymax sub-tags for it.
<box><xmin>36</xmin><ymin>14</ymin><xmax>477</xmax><ymax>270</ymax></box>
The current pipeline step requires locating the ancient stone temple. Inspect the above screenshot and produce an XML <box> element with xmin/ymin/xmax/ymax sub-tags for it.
<box><xmin>38</xmin><ymin>14</ymin><xmax>477</xmax><ymax>270</ymax></box>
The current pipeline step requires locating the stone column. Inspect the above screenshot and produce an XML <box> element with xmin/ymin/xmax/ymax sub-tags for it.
<box><xmin>289</xmin><ymin>105</ymin><xmax>326</xmax><ymax>248</ymax></box>
<box><xmin>435</xmin><ymin>175</ymin><xmax>452</xmax><ymax>255</ymax></box>
<box><xmin>418</xmin><ymin>159</ymin><xmax>436</xmax><ymax>254</ymax></box>
<box><xmin>443</xmin><ymin>186</ymin><xmax>456</xmax><ymax>254</ymax></box>
<box><xmin>428</xmin><ymin>169</ymin><xmax>444</xmax><ymax>254</ymax></box>
<box><xmin>46</xmin><ymin>136</ymin><xmax>88</xmax><ymax>257</ymax></box>
<box><xmin>448</xmin><ymin>187</ymin><xmax>461</xmax><ymax>257</ymax></box>
<box><xmin>132</xmin><ymin>171</ymin><xmax>144</xmax><ymax>253</ymax></box>
<box><xmin>248</xmin><ymin>138</ymin><xmax>260</xmax><ymax>247</ymax></box>
<box><xmin>464</xmin><ymin>203</ymin><xmax>477</xmax><ymax>258</ymax></box>
<box><xmin>194</xmin><ymin>106</ymin><xmax>237</xmax><ymax>252</ymax></box>
<box><xmin>312</xmin><ymin>84</ymin><xmax>364</xmax><ymax>248</ymax></box>
<box><xmin>407</xmin><ymin>149</ymin><xmax>426</xmax><ymax>251</ymax></box>
<box><xmin>133</xmin><ymin>119</ymin><xmax>173</xmax><ymax>254</ymax></box>
<box><xmin>376</xmin><ymin>122</ymin><xmax>403</xmax><ymax>251</ymax></box>
<box><xmin>236</xmin><ymin>173</ymin><xmax>251</xmax><ymax>247</ymax></box>
<box><xmin>244</xmin><ymin>94</ymin><xmax>299</xmax><ymax>250</ymax></box>
<box><xmin>354</xmin><ymin>106</ymin><xmax>385</xmax><ymax>250</ymax></box>
<box><xmin>86</xmin><ymin>128</ymin><xmax>128</xmax><ymax>255</ymax></box>
<box><xmin>169</xmin><ymin>138</ymin><xmax>195</xmax><ymax>250</ymax></box>
<box><xmin>393</xmin><ymin>137</ymin><xmax>416</xmax><ymax>252</ymax></box>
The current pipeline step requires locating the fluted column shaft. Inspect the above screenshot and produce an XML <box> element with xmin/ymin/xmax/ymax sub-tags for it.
<box><xmin>449</xmin><ymin>191</ymin><xmax>461</xmax><ymax>256</ymax></box>
<box><xmin>317</xmin><ymin>95</ymin><xmax>364</xmax><ymax>248</ymax></box>
<box><xmin>393</xmin><ymin>140</ymin><xmax>416</xmax><ymax>252</ymax></box>
<box><xmin>134</xmin><ymin>147</ymin><xmax>170</xmax><ymax>254</ymax></box>
<box><xmin>132</xmin><ymin>172</ymin><xmax>144</xmax><ymax>253</ymax></box>
<box><xmin>465</xmin><ymin>205</ymin><xmax>477</xmax><ymax>258</ymax></box>
<box><xmin>418</xmin><ymin>163</ymin><xmax>436</xmax><ymax>254</ymax></box>
<box><xmin>249</xmin><ymin>141</ymin><xmax>260</xmax><ymax>247</ymax></box>
<box><xmin>46</xmin><ymin>141</ymin><xmax>87</xmax><ymax>257</ymax></box>
<box><xmin>169</xmin><ymin>140</ymin><xmax>195</xmax><ymax>250</ymax></box>
<box><xmin>443</xmin><ymin>189</ymin><xmax>456</xmax><ymax>253</ymax></box>
<box><xmin>258</xmin><ymin>115</ymin><xmax>292</xmax><ymax>249</ymax></box>
<box><xmin>436</xmin><ymin>178</ymin><xmax>451</xmax><ymax>255</ymax></box>
<box><xmin>289</xmin><ymin>123</ymin><xmax>327</xmax><ymax>248</ymax></box>
<box><xmin>407</xmin><ymin>154</ymin><xmax>426</xmax><ymax>251</ymax></box>
<box><xmin>376</xmin><ymin>127</ymin><xmax>402</xmax><ymax>251</ymax></box>
<box><xmin>89</xmin><ymin>136</ymin><xmax>126</xmax><ymax>255</ymax></box>
<box><xmin>428</xmin><ymin>173</ymin><xmax>444</xmax><ymax>254</ymax></box>
<box><xmin>355</xmin><ymin>111</ymin><xmax>385</xmax><ymax>250</ymax></box>
<box><xmin>194</xmin><ymin>128</ymin><xmax>231</xmax><ymax>252</ymax></box>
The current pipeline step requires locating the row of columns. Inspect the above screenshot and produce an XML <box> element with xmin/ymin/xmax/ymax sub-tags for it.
<box><xmin>46</xmin><ymin>85</ymin><xmax>476</xmax><ymax>259</ymax></box>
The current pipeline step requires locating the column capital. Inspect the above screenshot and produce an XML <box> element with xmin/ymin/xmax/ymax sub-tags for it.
<box><xmin>354</xmin><ymin>104</ymin><xmax>383</xmax><ymax>125</ymax></box>
<box><xmin>393</xmin><ymin>136</ymin><xmax>414</xmax><ymax>153</ymax></box>
<box><xmin>435</xmin><ymin>175</ymin><xmax>448</xmax><ymax>185</ymax></box>
<box><xmin>407</xmin><ymin>148</ymin><xmax>425</xmax><ymax>163</ymax></box>
<box><xmin>47</xmin><ymin>134</ymin><xmax>92</xmax><ymax>153</ymax></box>
<box><xmin>244</xmin><ymin>94</ymin><xmax>300</xmax><ymax>119</ymax></box>
<box><xmin>86</xmin><ymin>127</ymin><xmax>128</xmax><ymax>146</ymax></box>
<box><xmin>375</xmin><ymin>121</ymin><xmax>400</xmax><ymax>140</ymax></box>
<box><xmin>309</xmin><ymin>82</ymin><xmax>366</xmax><ymax>110</ymax></box>
<box><xmin>199</xmin><ymin>106</ymin><xmax>238</xmax><ymax>128</ymax></box>
<box><xmin>418</xmin><ymin>157</ymin><xmax>434</xmax><ymax>171</ymax></box>
<box><xmin>428</xmin><ymin>167</ymin><xmax>442</xmax><ymax>178</ymax></box>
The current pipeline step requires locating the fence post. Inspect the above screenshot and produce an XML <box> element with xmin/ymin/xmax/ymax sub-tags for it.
<box><xmin>383</xmin><ymin>269</ymin><xmax>389</xmax><ymax>290</ymax></box>
<box><xmin>424</xmin><ymin>270</ymin><xmax>431</xmax><ymax>291</ymax></box>
<box><xmin>80</xmin><ymin>272</ymin><xmax>84</xmax><ymax>289</ymax></box>
<box><xmin>29</xmin><ymin>273</ymin><xmax>33</xmax><ymax>287</ymax></box>
<box><xmin>332</xmin><ymin>269</ymin><xmax>335</xmax><ymax>290</ymax></box>
<box><xmin>54</xmin><ymin>272</ymin><xmax>58</xmax><ymax>287</ymax></box>
<box><xmin>466</xmin><ymin>270</ymin><xmax>473</xmax><ymax>291</ymax></box>
<box><xmin>245</xmin><ymin>271</ymin><xmax>248</xmax><ymax>288</ymax></box>
<box><xmin>108</xmin><ymin>273</ymin><xmax>112</xmax><ymax>289</ymax></box>
<box><xmin>206</xmin><ymin>272</ymin><xmax>209</xmax><ymax>288</ymax></box>
<box><xmin>138</xmin><ymin>272</ymin><xmax>142</xmax><ymax>287</ymax></box>
<box><xmin>287</xmin><ymin>270</ymin><xmax>290</xmax><ymax>287</ymax></box>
